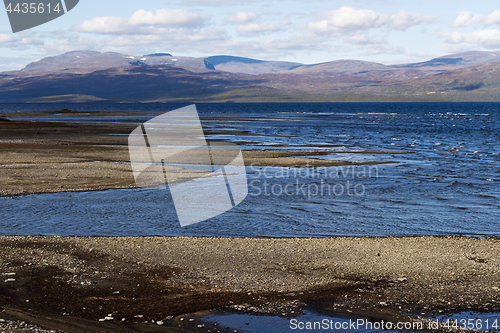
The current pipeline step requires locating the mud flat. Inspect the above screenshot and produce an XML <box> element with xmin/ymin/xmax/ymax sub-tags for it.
<box><xmin>0</xmin><ymin>236</ymin><xmax>499</xmax><ymax>332</ymax></box>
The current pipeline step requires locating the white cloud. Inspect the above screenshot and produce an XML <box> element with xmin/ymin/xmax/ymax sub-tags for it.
<box><xmin>0</xmin><ymin>56</ymin><xmax>38</xmax><ymax>71</ymax></box>
<box><xmin>343</xmin><ymin>34</ymin><xmax>387</xmax><ymax>45</ymax></box>
<box><xmin>0</xmin><ymin>31</ymin><xmax>99</xmax><ymax>67</ymax></box>
<box><xmin>129</xmin><ymin>9</ymin><xmax>206</xmax><ymax>27</ymax></box>
<box><xmin>72</xmin><ymin>9</ymin><xmax>209</xmax><ymax>35</ymax></box>
<box><xmin>0</xmin><ymin>33</ymin><xmax>42</xmax><ymax>46</ymax></box>
<box><xmin>225</xmin><ymin>11</ymin><xmax>257</xmax><ymax>24</ymax></box>
<box><xmin>437</xmin><ymin>29</ymin><xmax>500</xmax><ymax>51</ymax></box>
<box><xmin>357</xmin><ymin>43</ymin><xmax>406</xmax><ymax>56</ymax></box>
<box><xmin>341</xmin><ymin>34</ymin><xmax>405</xmax><ymax>55</ymax></box>
<box><xmin>452</xmin><ymin>10</ymin><xmax>500</xmax><ymax>27</ymax></box>
<box><xmin>226</xmin><ymin>11</ymin><xmax>281</xmax><ymax>36</ymax></box>
<box><xmin>217</xmin><ymin>33</ymin><xmax>338</xmax><ymax>59</ymax></box>
<box><xmin>181</xmin><ymin>0</ymin><xmax>262</xmax><ymax>6</ymax></box>
<box><xmin>0</xmin><ymin>34</ymin><xmax>18</xmax><ymax>44</ymax></box>
<box><xmin>74</xmin><ymin>17</ymin><xmax>130</xmax><ymax>34</ymax></box>
<box><xmin>104</xmin><ymin>27</ymin><xmax>227</xmax><ymax>47</ymax></box>
<box><xmin>308</xmin><ymin>7</ymin><xmax>384</xmax><ymax>34</ymax></box>
<box><xmin>96</xmin><ymin>31</ymin><xmax>330</xmax><ymax>61</ymax></box>
<box><xmin>0</xmin><ymin>3</ymin><xmax>434</xmax><ymax>71</ymax></box>
<box><xmin>237</xmin><ymin>23</ymin><xmax>280</xmax><ymax>36</ymax></box>
<box><xmin>308</xmin><ymin>6</ymin><xmax>434</xmax><ymax>35</ymax></box>
<box><xmin>38</xmin><ymin>34</ymin><xmax>99</xmax><ymax>54</ymax></box>
<box><xmin>388</xmin><ymin>10</ymin><xmax>434</xmax><ymax>30</ymax></box>
<box><xmin>0</xmin><ymin>33</ymin><xmax>43</xmax><ymax>52</ymax></box>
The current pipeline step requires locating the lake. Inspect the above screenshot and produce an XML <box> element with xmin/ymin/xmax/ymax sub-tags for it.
<box><xmin>0</xmin><ymin>102</ymin><xmax>499</xmax><ymax>237</ymax></box>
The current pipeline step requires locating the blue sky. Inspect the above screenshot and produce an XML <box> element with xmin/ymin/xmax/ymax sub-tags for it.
<box><xmin>0</xmin><ymin>0</ymin><xmax>499</xmax><ymax>71</ymax></box>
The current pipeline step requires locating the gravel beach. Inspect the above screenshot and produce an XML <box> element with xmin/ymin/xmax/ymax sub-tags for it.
<box><xmin>1</xmin><ymin>236</ymin><xmax>500</xmax><ymax>332</ymax></box>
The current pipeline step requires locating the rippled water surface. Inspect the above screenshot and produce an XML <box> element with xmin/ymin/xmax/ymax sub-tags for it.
<box><xmin>0</xmin><ymin>102</ymin><xmax>498</xmax><ymax>236</ymax></box>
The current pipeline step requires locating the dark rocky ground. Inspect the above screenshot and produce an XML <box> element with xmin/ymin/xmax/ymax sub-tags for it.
<box><xmin>0</xmin><ymin>236</ymin><xmax>499</xmax><ymax>332</ymax></box>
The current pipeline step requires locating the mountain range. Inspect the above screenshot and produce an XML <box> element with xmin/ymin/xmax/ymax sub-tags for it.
<box><xmin>0</xmin><ymin>50</ymin><xmax>499</xmax><ymax>102</ymax></box>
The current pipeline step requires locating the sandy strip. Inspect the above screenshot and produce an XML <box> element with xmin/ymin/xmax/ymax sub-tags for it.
<box><xmin>0</xmin><ymin>119</ymin><xmax>402</xmax><ymax>196</ymax></box>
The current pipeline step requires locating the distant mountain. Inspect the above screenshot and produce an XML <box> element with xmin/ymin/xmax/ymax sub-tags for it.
<box><xmin>206</xmin><ymin>55</ymin><xmax>303</xmax><ymax>74</ymax></box>
<box><xmin>0</xmin><ymin>65</ymin><xmax>253</xmax><ymax>102</ymax></box>
<box><xmin>393</xmin><ymin>51</ymin><xmax>500</xmax><ymax>72</ymax></box>
<box><xmin>20</xmin><ymin>51</ymin><xmax>143</xmax><ymax>75</ymax></box>
<box><xmin>144</xmin><ymin>53</ymin><xmax>172</xmax><ymax>57</ymax></box>
<box><xmin>19</xmin><ymin>51</ymin><xmax>216</xmax><ymax>75</ymax></box>
<box><xmin>1</xmin><ymin>50</ymin><xmax>500</xmax><ymax>102</ymax></box>
<box><xmin>206</xmin><ymin>55</ymin><xmax>267</xmax><ymax>66</ymax></box>
<box><xmin>213</xmin><ymin>60</ymin><xmax>303</xmax><ymax>75</ymax></box>
<box><xmin>287</xmin><ymin>60</ymin><xmax>387</xmax><ymax>74</ymax></box>
<box><xmin>141</xmin><ymin>55</ymin><xmax>215</xmax><ymax>70</ymax></box>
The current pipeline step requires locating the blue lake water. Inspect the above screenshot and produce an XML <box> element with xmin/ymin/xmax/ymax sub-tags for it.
<box><xmin>198</xmin><ymin>310</ymin><xmax>500</xmax><ymax>333</ymax></box>
<box><xmin>0</xmin><ymin>102</ymin><xmax>499</xmax><ymax>237</ymax></box>
<box><xmin>200</xmin><ymin>310</ymin><xmax>423</xmax><ymax>333</ymax></box>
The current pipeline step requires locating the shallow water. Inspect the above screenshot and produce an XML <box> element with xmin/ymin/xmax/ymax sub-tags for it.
<box><xmin>0</xmin><ymin>102</ymin><xmax>499</xmax><ymax>237</ymax></box>
<box><xmin>200</xmin><ymin>310</ymin><xmax>422</xmax><ymax>333</ymax></box>
<box><xmin>0</xmin><ymin>162</ymin><xmax>497</xmax><ymax>237</ymax></box>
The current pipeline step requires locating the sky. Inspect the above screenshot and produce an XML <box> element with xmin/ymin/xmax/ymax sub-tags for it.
<box><xmin>0</xmin><ymin>0</ymin><xmax>499</xmax><ymax>72</ymax></box>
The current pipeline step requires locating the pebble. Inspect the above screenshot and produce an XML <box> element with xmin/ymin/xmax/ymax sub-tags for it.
<box><xmin>157</xmin><ymin>321</ymin><xmax>164</xmax><ymax>326</ymax></box>
<box><xmin>0</xmin><ymin>318</ymin><xmax>58</xmax><ymax>332</ymax></box>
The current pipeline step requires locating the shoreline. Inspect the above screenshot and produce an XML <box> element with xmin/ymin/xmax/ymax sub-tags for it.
<box><xmin>1</xmin><ymin>111</ymin><xmax>497</xmax><ymax>332</ymax></box>
<box><xmin>0</xmin><ymin>117</ymin><xmax>402</xmax><ymax>197</ymax></box>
